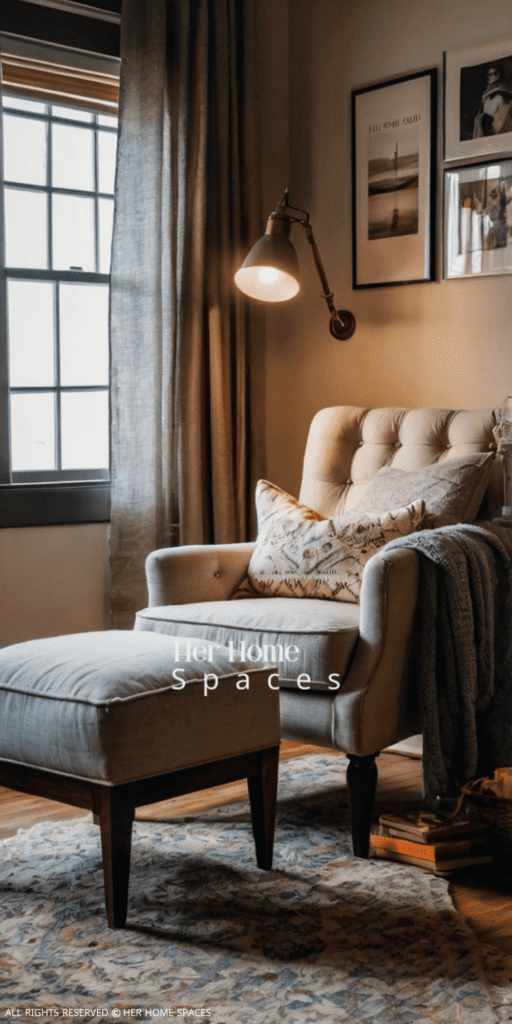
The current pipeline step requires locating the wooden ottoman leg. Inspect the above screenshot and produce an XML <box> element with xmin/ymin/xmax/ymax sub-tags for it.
<box><xmin>346</xmin><ymin>752</ymin><xmax>379</xmax><ymax>859</ymax></box>
<box><xmin>247</xmin><ymin>746</ymin><xmax>279</xmax><ymax>870</ymax></box>
<box><xmin>95</xmin><ymin>787</ymin><xmax>135</xmax><ymax>929</ymax></box>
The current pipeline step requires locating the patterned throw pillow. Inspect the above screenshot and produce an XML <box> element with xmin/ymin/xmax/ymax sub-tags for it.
<box><xmin>234</xmin><ymin>480</ymin><xmax>425</xmax><ymax>604</ymax></box>
<box><xmin>354</xmin><ymin>453</ymin><xmax>495</xmax><ymax>528</ymax></box>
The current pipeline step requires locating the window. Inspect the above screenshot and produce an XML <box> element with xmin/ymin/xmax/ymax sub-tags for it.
<box><xmin>0</xmin><ymin>43</ymin><xmax>119</xmax><ymax>526</ymax></box>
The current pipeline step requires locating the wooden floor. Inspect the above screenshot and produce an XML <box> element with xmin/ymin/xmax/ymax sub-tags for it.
<box><xmin>1</xmin><ymin>745</ymin><xmax>511</xmax><ymax>960</ymax></box>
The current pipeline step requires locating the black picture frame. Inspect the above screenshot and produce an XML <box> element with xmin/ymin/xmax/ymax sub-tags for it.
<box><xmin>351</xmin><ymin>69</ymin><xmax>437</xmax><ymax>288</ymax></box>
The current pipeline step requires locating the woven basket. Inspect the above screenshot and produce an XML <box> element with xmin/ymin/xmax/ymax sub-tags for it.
<box><xmin>461</xmin><ymin>777</ymin><xmax>512</xmax><ymax>855</ymax></box>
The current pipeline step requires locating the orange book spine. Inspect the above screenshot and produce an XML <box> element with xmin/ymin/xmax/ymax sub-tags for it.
<box><xmin>370</xmin><ymin>832</ymin><xmax>456</xmax><ymax>862</ymax></box>
<box><xmin>372</xmin><ymin>848</ymin><xmax>493</xmax><ymax>872</ymax></box>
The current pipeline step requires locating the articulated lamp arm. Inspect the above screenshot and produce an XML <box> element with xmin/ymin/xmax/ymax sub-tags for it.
<box><xmin>268</xmin><ymin>190</ymin><xmax>355</xmax><ymax>340</ymax></box>
<box><xmin>236</xmin><ymin>189</ymin><xmax>356</xmax><ymax>340</ymax></box>
<box><xmin>302</xmin><ymin>222</ymin><xmax>355</xmax><ymax>340</ymax></box>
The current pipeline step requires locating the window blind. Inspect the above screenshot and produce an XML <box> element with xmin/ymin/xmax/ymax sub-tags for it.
<box><xmin>1</xmin><ymin>52</ymin><xmax>118</xmax><ymax>114</ymax></box>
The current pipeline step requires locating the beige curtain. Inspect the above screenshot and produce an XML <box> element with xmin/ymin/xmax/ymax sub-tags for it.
<box><xmin>109</xmin><ymin>0</ymin><xmax>263</xmax><ymax>629</ymax></box>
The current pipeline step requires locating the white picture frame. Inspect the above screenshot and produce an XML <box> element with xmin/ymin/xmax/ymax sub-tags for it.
<box><xmin>444</xmin><ymin>159</ymin><xmax>512</xmax><ymax>279</ymax></box>
<box><xmin>445</xmin><ymin>37</ymin><xmax>512</xmax><ymax>161</ymax></box>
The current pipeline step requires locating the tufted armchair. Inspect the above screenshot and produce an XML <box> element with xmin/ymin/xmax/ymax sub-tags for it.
<box><xmin>134</xmin><ymin>404</ymin><xmax>504</xmax><ymax>857</ymax></box>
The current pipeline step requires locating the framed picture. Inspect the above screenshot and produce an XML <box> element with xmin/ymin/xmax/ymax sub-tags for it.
<box><xmin>444</xmin><ymin>158</ymin><xmax>512</xmax><ymax>279</ymax></box>
<box><xmin>445</xmin><ymin>37</ymin><xmax>512</xmax><ymax>161</ymax></box>
<box><xmin>351</xmin><ymin>69</ymin><xmax>437</xmax><ymax>289</ymax></box>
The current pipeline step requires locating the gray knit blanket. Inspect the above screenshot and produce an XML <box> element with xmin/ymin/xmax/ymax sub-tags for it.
<box><xmin>385</xmin><ymin>522</ymin><xmax>512</xmax><ymax>810</ymax></box>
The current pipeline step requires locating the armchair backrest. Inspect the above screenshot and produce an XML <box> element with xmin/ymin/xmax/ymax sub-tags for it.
<box><xmin>299</xmin><ymin>405</ymin><xmax>502</xmax><ymax>521</ymax></box>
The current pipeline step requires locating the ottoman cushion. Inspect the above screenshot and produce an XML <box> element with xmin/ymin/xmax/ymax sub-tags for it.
<box><xmin>0</xmin><ymin>631</ymin><xmax>279</xmax><ymax>785</ymax></box>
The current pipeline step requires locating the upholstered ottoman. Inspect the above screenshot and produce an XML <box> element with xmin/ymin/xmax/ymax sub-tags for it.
<box><xmin>0</xmin><ymin>631</ymin><xmax>280</xmax><ymax>927</ymax></box>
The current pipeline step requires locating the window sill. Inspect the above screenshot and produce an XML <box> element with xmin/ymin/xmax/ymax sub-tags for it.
<box><xmin>0</xmin><ymin>481</ymin><xmax>110</xmax><ymax>527</ymax></box>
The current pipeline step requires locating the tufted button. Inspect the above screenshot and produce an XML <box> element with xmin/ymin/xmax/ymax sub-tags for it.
<box><xmin>394</xmin><ymin>441</ymin><xmax>401</xmax><ymax>448</ymax></box>
<box><xmin>358</xmin><ymin>440</ymin><xmax>364</xmax><ymax>447</ymax></box>
<box><xmin>346</xmin><ymin>479</ymin><xmax>353</xmax><ymax>485</ymax></box>
<box><xmin>445</xmin><ymin>443</ymin><xmax>451</xmax><ymax>449</ymax></box>
<box><xmin>214</xmin><ymin>571</ymin><xmax>221</xmax><ymax>578</ymax></box>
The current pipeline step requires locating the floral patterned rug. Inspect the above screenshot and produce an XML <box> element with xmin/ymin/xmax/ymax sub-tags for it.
<box><xmin>0</xmin><ymin>754</ymin><xmax>510</xmax><ymax>1023</ymax></box>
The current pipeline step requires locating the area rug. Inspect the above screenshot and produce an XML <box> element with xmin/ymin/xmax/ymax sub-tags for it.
<box><xmin>0</xmin><ymin>754</ymin><xmax>510</xmax><ymax>1024</ymax></box>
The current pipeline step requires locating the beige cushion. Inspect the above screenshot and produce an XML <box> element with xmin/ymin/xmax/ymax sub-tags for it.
<box><xmin>298</xmin><ymin>406</ymin><xmax>501</xmax><ymax>521</ymax></box>
<box><xmin>135</xmin><ymin>596</ymin><xmax>361</xmax><ymax>689</ymax></box>
<box><xmin>0</xmin><ymin>631</ymin><xmax>279</xmax><ymax>783</ymax></box>
<box><xmin>354</xmin><ymin>453</ymin><xmax>495</xmax><ymax>528</ymax></box>
<box><xmin>233</xmin><ymin>479</ymin><xmax>424</xmax><ymax>604</ymax></box>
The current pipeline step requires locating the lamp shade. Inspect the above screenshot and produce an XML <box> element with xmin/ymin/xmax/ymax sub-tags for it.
<box><xmin>234</xmin><ymin>220</ymin><xmax>300</xmax><ymax>302</ymax></box>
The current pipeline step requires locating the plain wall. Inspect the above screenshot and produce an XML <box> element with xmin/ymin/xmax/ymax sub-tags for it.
<box><xmin>265</xmin><ymin>0</ymin><xmax>512</xmax><ymax>495</ymax></box>
<box><xmin>0</xmin><ymin>523</ymin><xmax>110</xmax><ymax>646</ymax></box>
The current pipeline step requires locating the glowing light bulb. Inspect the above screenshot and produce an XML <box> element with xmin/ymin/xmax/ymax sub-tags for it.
<box><xmin>258</xmin><ymin>266</ymin><xmax>280</xmax><ymax>284</ymax></box>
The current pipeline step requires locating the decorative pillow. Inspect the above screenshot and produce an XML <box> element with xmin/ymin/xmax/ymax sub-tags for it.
<box><xmin>354</xmin><ymin>453</ymin><xmax>495</xmax><ymax>528</ymax></box>
<box><xmin>233</xmin><ymin>480</ymin><xmax>425</xmax><ymax>604</ymax></box>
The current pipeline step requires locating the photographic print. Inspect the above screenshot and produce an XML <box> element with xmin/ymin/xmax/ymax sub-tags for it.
<box><xmin>368</xmin><ymin>125</ymin><xmax>420</xmax><ymax>240</ymax></box>
<box><xmin>352</xmin><ymin>69</ymin><xmax>437</xmax><ymax>288</ymax></box>
<box><xmin>445</xmin><ymin>37</ymin><xmax>512</xmax><ymax>160</ymax></box>
<box><xmin>444</xmin><ymin>159</ymin><xmax>512</xmax><ymax>278</ymax></box>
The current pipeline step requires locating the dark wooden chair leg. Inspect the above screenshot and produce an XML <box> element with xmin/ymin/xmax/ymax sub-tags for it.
<box><xmin>96</xmin><ymin>788</ymin><xmax>135</xmax><ymax>928</ymax></box>
<box><xmin>247</xmin><ymin>745</ymin><xmax>279</xmax><ymax>869</ymax></box>
<box><xmin>346</xmin><ymin>752</ymin><xmax>379</xmax><ymax>859</ymax></box>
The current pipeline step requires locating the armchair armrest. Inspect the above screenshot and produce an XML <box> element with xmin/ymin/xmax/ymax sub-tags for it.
<box><xmin>334</xmin><ymin>545</ymin><xmax>421</xmax><ymax>755</ymax></box>
<box><xmin>145</xmin><ymin>542</ymin><xmax>255</xmax><ymax>606</ymax></box>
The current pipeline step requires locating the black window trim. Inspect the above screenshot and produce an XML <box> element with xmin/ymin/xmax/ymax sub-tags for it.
<box><xmin>0</xmin><ymin>479</ymin><xmax>110</xmax><ymax>526</ymax></box>
<box><xmin>0</xmin><ymin>2</ymin><xmax>120</xmax><ymax>59</ymax></box>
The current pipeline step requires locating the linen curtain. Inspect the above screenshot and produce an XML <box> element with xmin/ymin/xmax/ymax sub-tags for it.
<box><xmin>109</xmin><ymin>0</ymin><xmax>263</xmax><ymax>629</ymax></box>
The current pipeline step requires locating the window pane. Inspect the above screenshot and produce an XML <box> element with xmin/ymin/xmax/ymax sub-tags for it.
<box><xmin>8</xmin><ymin>280</ymin><xmax>55</xmax><ymax>387</ymax></box>
<box><xmin>61</xmin><ymin>391</ymin><xmax>109</xmax><ymax>469</ymax></box>
<box><xmin>51</xmin><ymin>104</ymin><xmax>93</xmax><ymax>123</ymax></box>
<box><xmin>98</xmin><ymin>197</ymin><xmax>114</xmax><ymax>273</ymax></box>
<box><xmin>52</xmin><ymin>123</ymin><xmax>94</xmax><ymax>191</ymax></box>
<box><xmin>98</xmin><ymin>129</ymin><xmax>117</xmax><ymax>194</ymax></box>
<box><xmin>3</xmin><ymin>115</ymin><xmax>47</xmax><ymax>186</ymax></box>
<box><xmin>4</xmin><ymin>188</ymin><xmax>48</xmax><ymax>268</ymax></box>
<box><xmin>59</xmin><ymin>283</ymin><xmax>109</xmax><ymax>386</ymax></box>
<box><xmin>52</xmin><ymin>193</ymin><xmax>95</xmax><ymax>271</ymax></box>
<box><xmin>10</xmin><ymin>393</ymin><xmax>55</xmax><ymax>471</ymax></box>
<box><xmin>97</xmin><ymin>114</ymin><xmax>118</xmax><ymax>127</ymax></box>
<box><xmin>3</xmin><ymin>95</ymin><xmax>46</xmax><ymax>114</ymax></box>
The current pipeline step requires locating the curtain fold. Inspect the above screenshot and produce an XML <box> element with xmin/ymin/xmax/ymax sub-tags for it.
<box><xmin>109</xmin><ymin>0</ymin><xmax>263</xmax><ymax>629</ymax></box>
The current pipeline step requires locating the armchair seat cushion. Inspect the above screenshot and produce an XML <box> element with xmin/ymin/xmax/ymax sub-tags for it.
<box><xmin>135</xmin><ymin>597</ymin><xmax>360</xmax><ymax>689</ymax></box>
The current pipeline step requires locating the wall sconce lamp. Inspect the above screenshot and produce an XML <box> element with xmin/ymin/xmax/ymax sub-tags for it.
<box><xmin>234</xmin><ymin>188</ymin><xmax>356</xmax><ymax>340</ymax></box>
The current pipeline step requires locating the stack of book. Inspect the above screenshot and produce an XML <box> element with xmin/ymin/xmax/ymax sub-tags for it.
<box><xmin>370</xmin><ymin>811</ymin><xmax>492</xmax><ymax>874</ymax></box>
